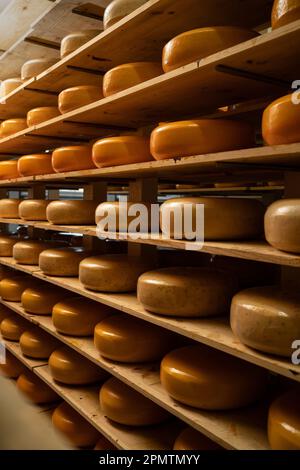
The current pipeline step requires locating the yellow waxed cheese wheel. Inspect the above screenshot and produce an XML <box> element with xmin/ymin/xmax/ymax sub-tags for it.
<box><xmin>0</xmin><ymin>351</ymin><xmax>25</xmax><ymax>378</ymax></box>
<box><xmin>100</xmin><ymin>377</ymin><xmax>170</xmax><ymax>426</ymax></box>
<box><xmin>13</xmin><ymin>240</ymin><xmax>57</xmax><ymax>265</ymax></box>
<box><xmin>94</xmin><ymin>436</ymin><xmax>116</xmax><ymax>450</ymax></box>
<box><xmin>0</xmin><ymin>199</ymin><xmax>21</xmax><ymax>217</ymax></box>
<box><xmin>46</xmin><ymin>200</ymin><xmax>98</xmax><ymax>225</ymax></box>
<box><xmin>39</xmin><ymin>248</ymin><xmax>89</xmax><ymax>277</ymax></box>
<box><xmin>17</xmin><ymin>371</ymin><xmax>59</xmax><ymax>404</ymax></box>
<box><xmin>0</xmin><ymin>315</ymin><xmax>29</xmax><ymax>341</ymax></box>
<box><xmin>21</xmin><ymin>285</ymin><xmax>67</xmax><ymax>315</ymax></box>
<box><xmin>262</xmin><ymin>94</ymin><xmax>300</xmax><ymax>146</ymax></box>
<box><xmin>19</xmin><ymin>199</ymin><xmax>51</xmax><ymax>221</ymax></box>
<box><xmin>52</xmin><ymin>145</ymin><xmax>95</xmax><ymax>172</ymax></box>
<box><xmin>1</xmin><ymin>119</ymin><xmax>27</xmax><ymax>137</ymax></box>
<box><xmin>79</xmin><ymin>254</ymin><xmax>152</xmax><ymax>292</ymax></box>
<box><xmin>272</xmin><ymin>0</ymin><xmax>300</xmax><ymax>28</ymax></box>
<box><xmin>95</xmin><ymin>201</ymin><xmax>152</xmax><ymax>231</ymax></box>
<box><xmin>160</xmin><ymin>345</ymin><xmax>268</xmax><ymax>410</ymax></box>
<box><xmin>21</xmin><ymin>59</ymin><xmax>57</xmax><ymax>80</ymax></box>
<box><xmin>0</xmin><ymin>161</ymin><xmax>20</xmax><ymax>179</ymax></box>
<box><xmin>27</xmin><ymin>107</ymin><xmax>60</xmax><ymax>127</ymax></box>
<box><xmin>0</xmin><ymin>303</ymin><xmax>12</xmax><ymax>322</ymax></box>
<box><xmin>160</xmin><ymin>197</ymin><xmax>264</xmax><ymax>240</ymax></box>
<box><xmin>151</xmin><ymin>120</ymin><xmax>255</xmax><ymax>160</ymax></box>
<box><xmin>103</xmin><ymin>0</ymin><xmax>148</xmax><ymax>29</ymax></box>
<box><xmin>20</xmin><ymin>328</ymin><xmax>59</xmax><ymax>359</ymax></box>
<box><xmin>268</xmin><ymin>387</ymin><xmax>300</xmax><ymax>449</ymax></box>
<box><xmin>94</xmin><ymin>314</ymin><xmax>176</xmax><ymax>362</ymax></box>
<box><xmin>138</xmin><ymin>267</ymin><xmax>238</xmax><ymax>318</ymax></box>
<box><xmin>0</xmin><ymin>235</ymin><xmax>19</xmax><ymax>256</ymax></box>
<box><xmin>0</xmin><ymin>276</ymin><xmax>35</xmax><ymax>302</ymax></box>
<box><xmin>60</xmin><ymin>30</ymin><xmax>99</xmax><ymax>58</ymax></box>
<box><xmin>92</xmin><ymin>136</ymin><xmax>153</xmax><ymax>168</ymax></box>
<box><xmin>265</xmin><ymin>199</ymin><xmax>300</xmax><ymax>253</ymax></box>
<box><xmin>58</xmin><ymin>86</ymin><xmax>103</xmax><ymax>114</ymax></box>
<box><xmin>52</xmin><ymin>402</ymin><xmax>99</xmax><ymax>448</ymax></box>
<box><xmin>173</xmin><ymin>427</ymin><xmax>222</xmax><ymax>450</ymax></box>
<box><xmin>230</xmin><ymin>286</ymin><xmax>300</xmax><ymax>357</ymax></box>
<box><xmin>18</xmin><ymin>154</ymin><xmax>54</xmax><ymax>176</ymax></box>
<box><xmin>49</xmin><ymin>347</ymin><xmax>107</xmax><ymax>385</ymax></box>
<box><xmin>162</xmin><ymin>27</ymin><xmax>258</xmax><ymax>73</ymax></box>
<box><xmin>0</xmin><ymin>78</ymin><xmax>23</xmax><ymax>98</ymax></box>
<box><xmin>52</xmin><ymin>296</ymin><xmax>113</xmax><ymax>336</ymax></box>
<box><xmin>103</xmin><ymin>62</ymin><xmax>162</xmax><ymax>97</ymax></box>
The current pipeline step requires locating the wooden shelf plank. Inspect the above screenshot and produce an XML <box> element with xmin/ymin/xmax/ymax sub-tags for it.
<box><xmin>4</xmin><ymin>340</ymin><xmax>47</xmax><ymax>370</ymax></box>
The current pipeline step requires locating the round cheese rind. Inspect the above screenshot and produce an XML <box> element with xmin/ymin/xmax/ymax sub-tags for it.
<box><xmin>92</xmin><ymin>136</ymin><xmax>153</xmax><ymax>168</ymax></box>
<box><xmin>162</xmin><ymin>27</ymin><xmax>258</xmax><ymax>73</ymax></box>
<box><xmin>13</xmin><ymin>240</ymin><xmax>57</xmax><ymax>265</ymax></box>
<box><xmin>151</xmin><ymin>120</ymin><xmax>254</xmax><ymax>160</ymax></box>
<box><xmin>27</xmin><ymin>107</ymin><xmax>60</xmax><ymax>127</ymax></box>
<box><xmin>0</xmin><ymin>235</ymin><xmax>19</xmax><ymax>256</ymax></box>
<box><xmin>52</xmin><ymin>402</ymin><xmax>99</xmax><ymax>448</ymax></box>
<box><xmin>262</xmin><ymin>94</ymin><xmax>300</xmax><ymax>146</ymax></box>
<box><xmin>39</xmin><ymin>248</ymin><xmax>89</xmax><ymax>277</ymax></box>
<box><xmin>138</xmin><ymin>267</ymin><xmax>238</xmax><ymax>317</ymax></box>
<box><xmin>268</xmin><ymin>387</ymin><xmax>300</xmax><ymax>450</ymax></box>
<box><xmin>79</xmin><ymin>254</ymin><xmax>151</xmax><ymax>292</ymax></box>
<box><xmin>0</xmin><ymin>161</ymin><xmax>20</xmax><ymax>179</ymax></box>
<box><xmin>52</xmin><ymin>296</ymin><xmax>113</xmax><ymax>336</ymax></box>
<box><xmin>52</xmin><ymin>145</ymin><xmax>95</xmax><ymax>172</ymax></box>
<box><xmin>272</xmin><ymin>0</ymin><xmax>300</xmax><ymax>29</ymax></box>
<box><xmin>1</xmin><ymin>119</ymin><xmax>27</xmax><ymax>137</ymax></box>
<box><xmin>0</xmin><ymin>78</ymin><xmax>23</xmax><ymax>98</ymax></box>
<box><xmin>21</xmin><ymin>285</ymin><xmax>67</xmax><ymax>315</ymax></box>
<box><xmin>49</xmin><ymin>347</ymin><xmax>107</xmax><ymax>385</ymax></box>
<box><xmin>19</xmin><ymin>199</ymin><xmax>51</xmax><ymax>221</ymax></box>
<box><xmin>160</xmin><ymin>345</ymin><xmax>268</xmax><ymax>410</ymax></box>
<box><xmin>100</xmin><ymin>377</ymin><xmax>170</xmax><ymax>426</ymax></box>
<box><xmin>103</xmin><ymin>0</ymin><xmax>148</xmax><ymax>29</ymax></box>
<box><xmin>18</xmin><ymin>153</ymin><xmax>54</xmax><ymax>176</ymax></box>
<box><xmin>0</xmin><ymin>199</ymin><xmax>21</xmax><ymax>217</ymax></box>
<box><xmin>94</xmin><ymin>314</ymin><xmax>176</xmax><ymax>362</ymax></box>
<box><xmin>173</xmin><ymin>427</ymin><xmax>222</xmax><ymax>450</ymax></box>
<box><xmin>95</xmin><ymin>201</ymin><xmax>152</xmax><ymax>231</ymax></box>
<box><xmin>17</xmin><ymin>371</ymin><xmax>59</xmax><ymax>404</ymax></box>
<box><xmin>60</xmin><ymin>30</ymin><xmax>99</xmax><ymax>58</ymax></box>
<box><xmin>265</xmin><ymin>199</ymin><xmax>300</xmax><ymax>253</ymax></box>
<box><xmin>230</xmin><ymin>286</ymin><xmax>300</xmax><ymax>357</ymax></box>
<box><xmin>0</xmin><ymin>277</ymin><xmax>35</xmax><ymax>302</ymax></box>
<box><xmin>21</xmin><ymin>59</ymin><xmax>57</xmax><ymax>80</ymax></box>
<box><xmin>58</xmin><ymin>86</ymin><xmax>103</xmax><ymax>114</ymax></box>
<box><xmin>0</xmin><ymin>351</ymin><xmax>25</xmax><ymax>378</ymax></box>
<box><xmin>46</xmin><ymin>200</ymin><xmax>98</xmax><ymax>225</ymax></box>
<box><xmin>20</xmin><ymin>329</ymin><xmax>59</xmax><ymax>358</ymax></box>
<box><xmin>0</xmin><ymin>315</ymin><xmax>29</xmax><ymax>341</ymax></box>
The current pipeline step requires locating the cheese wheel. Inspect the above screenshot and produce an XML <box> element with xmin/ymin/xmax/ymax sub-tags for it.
<box><xmin>92</xmin><ymin>136</ymin><xmax>153</xmax><ymax>168</ymax></box>
<box><xmin>151</xmin><ymin>120</ymin><xmax>255</xmax><ymax>160</ymax></box>
<box><xmin>265</xmin><ymin>199</ymin><xmax>300</xmax><ymax>253</ymax></box>
<box><xmin>17</xmin><ymin>371</ymin><xmax>59</xmax><ymax>404</ymax></box>
<box><xmin>103</xmin><ymin>0</ymin><xmax>148</xmax><ymax>29</ymax></box>
<box><xmin>0</xmin><ymin>78</ymin><xmax>23</xmax><ymax>98</ymax></box>
<box><xmin>52</xmin><ymin>145</ymin><xmax>95</xmax><ymax>172</ymax></box>
<box><xmin>1</xmin><ymin>119</ymin><xmax>27</xmax><ymax>137</ymax></box>
<box><xmin>49</xmin><ymin>347</ymin><xmax>107</xmax><ymax>385</ymax></box>
<box><xmin>27</xmin><ymin>107</ymin><xmax>60</xmax><ymax>127</ymax></box>
<box><xmin>13</xmin><ymin>240</ymin><xmax>58</xmax><ymax>265</ymax></box>
<box><xmin>18</xmin><ymin>154</ymin><xmax>54</xmax><ymax>176</ymax></box>
<box><xmin>262</xmin><ymin>95</ymin><xmax>300</xmax><ymax>146</ymax></box>
<box><xmin>46</xmin><ymin>200</ymin><xmax>98</xmax><ymax>225</ymax></box>
<box><xmin>79</xmin><ymin>254</ymin><xmax>151</xmax><ymax>292</ymax></box>
<box><xmin>160</xmin><ymin>197</ymin><xmax>264</xmax><ymax>240</ymax></box>
<box><xmin>0</xmin><ymin>276</ymin><xmax>35</xmax><ymax>302</ymax></box>
<box><xmin>138</xmin><ymin>267</ymin><xmax>238</xmax><ymax>317</ymax></box>
<box><xmin>173</xmin><ymin>427</ymin><xmax>222</xmax><ymax>450</ymax></box>
<box><xmin>230</xmin><ymin>286</ymin><xmax>300</xmax><ymax>357</ymax></box>
<box><xmin>0</xmin><ymin>235</ymin><xmax>18</xmax><ymax>256</ymax></box>
<box><xmin>39</xmin><ymin>248</ymin><xmax>89</xmax><ymax>277</ymax></box>
<box><xmin>0</xmin><ymin>303</ymin><xmax>12</xmax><ymax>323</ymax></box>
<box><xmin>103</xmin><ymin>62</ymin><xmax>162</xmax><ymax>97</ymax></box>
<box><xmin>0</xmin><ymin>315</ymin><xmax>29</xmax><ymax>341</ymax></box>
<box><xmin>21</xmin><ymin>285</ymin><xmax>67</xmax><ymax>315</ymax></box>
<box><xmin>21</xmin><ymin>59</ymin><xmax>57</xmax><ymax>80</ymax></box>
<box><xmin>268</xmin><ymin>387</ymin><xmax>300</xmax><ymax>450</ymax></box>
<box><xmin>60</xmin><ymin>30</ymin><xmax>99</xmax><ymax>58</ymax></box>
<box><xmin>94</xmin><ymin>436</ymin><xmax>116</xmax><ymax>450</ymax></box>
<box><xmin>58</xmin><ymin>86</ymin><xmax>103</xmax><ymax>114</ymax></box>
<box><xmin>52</xmin><ymin>402</ymin><xmax>99</xmax><ymax>448</ymax></box>
<box><xmin>0</xmin><ymin>199</ymin><xmax>21</xmax><ymax>217</ymax></box>
<box><xmin>95</xmin><ymin>201</ymin><xmax>152</xmax><ymax>231</ymax></box>
<box><xmin>94</xmin><ymin>314</ymin><xmax>176</xmax><ymax>362</ymax></box>
<box><xmin>20</xmin><ymin>329</ymin><xmax>59</xmax><ymax>359</ymax></box>
<box><xmin>19</xmin><ymin>199</ymin><xmax>51</xmax><ymax>221</ymax></box>
<box><xmin>272</xmin><ymin>0</ymin><xmax>300</xmax><ymax>29</ymax></box>
<box><xmin>100</xmin><ymin>377</ymin><xmax>170</xmax><ymax>426</ymax></box>
<box><xmin>0</xmin><ymin>351</ymin><xmax>25</xmax><ymax>378</ymax></box>
<box><xmin>52</xmin><ymin>296</ymin><xmax>113</xmax><ymax>336</ymax></box>
<box><xmin>0</xmin><ymin>160</ymin><xmax>20</xmax><ymax>179</ymax></box>
<box><xmin>162</xmin><ymin>27</ymin><xmax>258</xmax><ymax>73</ymax></box>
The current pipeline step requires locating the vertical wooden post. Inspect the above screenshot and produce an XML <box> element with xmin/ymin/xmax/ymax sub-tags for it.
<box><xmin>83</xmin><ymin>181</ymin><xmax>107</xmax><ymax>252</ymax></box>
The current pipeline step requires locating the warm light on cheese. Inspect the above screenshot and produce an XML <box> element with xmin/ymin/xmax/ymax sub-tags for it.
<box><xmin>160</xmin><ymin>345</ymin><xmax>268</xmax><ymax>410</ymax></box>
<box><xmin>21</xmin><ymin>285</ymin><xmax>67</xmax><ymax>315</ymax></box>
<box><xmin>20</xmin><ymin>329</ymin><xmax>59</xmax><ymax>359</ymax></box>
<box><xmin>0</xmin><ymin>235</ymin><xmax>19</xmax><ymax>256</ymax></box>
<box><xmin>0</xmin><ymin>315</ymin><xmax>29</xmax><ymax>341</ymax></box>
<box><xmin>17</xmin><ymin>371</ymin><xmax>59</xmax><ymax>404</ymax></box>
<box><xmin>46</xmin><ymin>200</ymin><xmax>98</xmax><ymax>225</ymax></box>
<box><xmin>0</xmin><ymin>78</ymin><xmax>23</xmax><ymax>98</ymax></box>
<box><xmin>39</xmin><ymin>248</ymin><xmax>89</xmax><ymax>277</ymax></box>
<box><xmin>268</xmin><ymin>387</ymin><xmax>300</xmax><ymax>450</ymax></box>
<box><xmin>18</xmin><ymin>153</ymin><xmax>54</xmax><ymax>176</ymax></box>
<box><xmin>262</xmin><ymin>95</ymin><xmax>300</xmax><ymax>146</ymax></box>
<box><xmin>265</xmin><ymin>199</ymin><xmax>300</xmax><ymax>253</ymax></box>
<box><xmin>0</xmin><ymin>199</ymin><xmax>21</xmax><ymax>217</ymax></box>
<box><xmin>173</xmin><ymin>427</ymin><xmax>222</xmax><ymax>450</ymax></box>
<box><xmin>1</xmin><ymin>118</ymin><xmax>27</xmax><ymax>137</ymax></box>
<box><xmin>19</xmin><ymin>199</ymin><xmax>51</xmax><ymax>221</ymax></box>
<box><xmin>26</xmin><ymin>107</ymin><xmax>60</xmax><ymax>127</ymax></box>
<box><xmin>21</xmin><ymin>59</ymin><xmax>57</xmax><ymax>80</ymax></box>
<box><xmin>95</xmin><ymin>201</ymin><xmax>152</xmax><ymax>231</ymax></box>
<box><xmin>13</xmin><ymin>240</ymin><xmax>57</xmax><ymax>265</ymax></box>
<box><xmin>0</xmin><ymin>351</ymin><xmax>25</xmax><ymax>378</ymax></box>
<box><xmin>100</xmin><ymin>377</ymin><xmax>170</xmax><ymax>426</ymax></box>
<box><xmin>60</xmin><ymin>30</ymin><xmax>99</xmax><ymax>58</ymax></box>
<box><xmin>0</xmin><ymin>160</ymin><xmax>20</xmax><ymax>179</ymax></box>
<box><xmin>92</xmin><ymin>136</ymin><xmax>153</xmax><ymax>168</ymax></box>
<box><xmin>58</xmin><ymin>86</ymin><xmax>103</xmax><ymax>114</ymax></box>
<box><xmin>272</xmin><ymin>0</ymin><xmax>300</xmax><ymax>29</ymax></box>
<box><xmin>103</xmin><ymin>0</ymin><xmax>148</xmax><ymax>30</ymax></box>
<box><xmin>0</xmin><ymin>276</ymin><xmax>35</xmax><ymax>302</ymax></box>
<box><xmin>52</xmin><ymin>145</ymin><xmax>95</xmax><ymax>172</ymax></box>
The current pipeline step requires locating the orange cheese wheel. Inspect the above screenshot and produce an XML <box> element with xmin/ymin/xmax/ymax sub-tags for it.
<box><xmin>60</xmin><ymin>30</ymin><xmax>99</xmax><ymax>58</ymax></box>
<box><xmin>95</xmin><ymin>201</ymin><xmax>152</xmax><ymax>231</ymax></box>
<box><xmin>0</xmin><ymin>235</ymin><xmax>19</xmax><ymax>256</ymax></box>
<box><xmin>138</xmin><ymin>267</ymin><xmax>238</xmax><ymax>317</ymax></box>
<box><xmin>21</xmin><ymin>285</ymin><xmax>67</xmax><ymax>315</ymax></box>
<box><xmin>230</xmin><ymin>286</ymin><xmax>300</xmax><ymax>357</ymax></box>
<box><xmin>27</xmin><ymin>107</ymin><xmax>60</xmax><ymax>127</ymax></box>
<box><xmin>272</xmin><ymin>0</ymin><xmax>300</xmax><ymax>28</ymax></box>
<box><xmin>92</xmin><ymin>136</ymin><xmax>153</xmax><ymax>168</ymax></box>
<box><xmin>103</xmin><ymin>62</ymin><xmax>162</xmax><ymax>97</ymax></box>
<box><xmin>0</xmin><ymin>78</ymin><xmax>23</xmax><ymax>98</ymax></box>
<box><xmin>268</xmin><ymin>387</ymin><xmax>300</xmax><ymax>449</ymax></box>
<box><xmin>19</xmin><ymin>199</ymin><xmax>51</xmax><ymax>221</ymax></box>
<box><xmin>100</xmin><ymin>377</ymin><xmax>170</xmax><ymax>426</ymax></box>
<box><xmin>0</xmin><ymin>160</ymin><xmax>20</xmax><ymax>179</ymax></box>
<box><xmin>46</xmin><ymin>200</ymin><xmax>98</xmax><ymax>225</ymax></box>
<box><xmin>52</xmin><ymin>145</ymin><xmax>95</xmax><ymax>172</ymax></box>
<box><xmin>162</xmin><ymin>27</ymin><xmax>258</xmax><ymax>73</ymax></box>
<box><xmin>52</xmin><ymin>402</ymin><xmax>99</xmax><ymax>448</ymax></box>
<box><xmin>49</xmin><ymin>347</ymin><xmax>107</xmax><ymax>385</ymax></box>
<box><xmin>160</xmin><ymin>197</ymin><xmax>264</xmax><ymax>240</ymax></box>
<box><xmin>17</xmin><ymin>371</ymin><xmax>59</xmax><ymax>404</ymax></box>
<box><xmin>21</xmin><ymin>59</ymin><xmax>57</xmax><ymax>80</ymax></box>
<box><xmin>160</xmin><ymin>345</ymin><xmax>268</xmax><ymax>410</ymax></box>
<box><xmin>94</xmin><ymin>436</ymin><xmax>116</xmax><ymax>450</ymax></box>
<box><xmin>52</xmin><ymin>296</ymin><xmax>113</xmax><ymax>336</ymax></box>
<box><xmin>20</xmin><ymin>329</ymin><xmax>59</xmax><ymax>359</ymax></box>
<box><xmin>151</xmin><ymin>120</ymin><xmax>255</xmax><ymax>160</ymax></box>
<box><xmin>79</xmin><ymin>254</ymin><xmax>151</xmax><ymax>292</ymax></box>
<box><xmin>262</xmin><ymin>95</ymin><xmax>300</xmax><ymax>146</ymax></box>
<box><xmin>0</xmin><ymin>276</ymin><xmax>35</xmax><ymax>302</ymax></box>
<box><xmin>0</xmin><ymin>351</ymin><xmax>25</xmax><ymax>378</ymax></box>
<box><xmin>58</xmin><ymin>86</ymin><xmax>103</xmax><ymax>114</ymax></box>
<box><xmin>173</xmin><ymin>427</ymin><xmax>222</xmax><ymax>450</ymax></box>
<box><xmin>94</xmin><ymin>314</ymin><xmax>176</xmax><ymax>362</ymax></box>
<box><xmin>265</xmin><ymin>199</ymin><xmax>300</xmax><ymax>253</ymax></box>
<box><xmin>0</xmin><ymin>315</ymin><xmax>29</xmax><ymax>341</ymax></box>
<box><xmin>0</xmin><ymin>303</ymin><xmax>12</xmax><ymax>322</ymax></box>
<box><xmin>1</xmin><ymin>118</ymin><xmax>27</xmax><ymax>137</ymax></box>
<box><xmin>0</xmin><ymin>199</ymin><xmax>21</xmax><ymax>217</ymax></box>
<box><xmin>103</xmin><ymin>0</ymin><xmax>148</xmax><ymax>30</ymax></box>
<box><xmin>18</xmin><ymin>154</ymin><xmax>54</xmax><ymax>176</ymax></box>
<box><xmin>39</xmin><ymin>248</ymin><xmax>89</xmax><ymax>277</ymax></box>
<box><xmin>13</xmin><ymin>240</ymin><xmax>57</xmax><ymax>265</ymax></box>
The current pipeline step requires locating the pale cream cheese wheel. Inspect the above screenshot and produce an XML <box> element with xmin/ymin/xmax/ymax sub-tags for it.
<box><xmin>0</xmin><ymin>351</ymin><xmax>25</xmax><ymax>378</ymax></box>
<box><xmin>52</xmin><ymin>145</ymin><xmax>95</xmax><ymax>172</ymax></box>
<box><xmin>46</xmin><ymin>200</ymin><xmax>98</xmax><ymax>225</ymax></box>
<box><xmin>18</xmin><ymin>153</ymin><xmax>54</xmax><ymax>176</ymax></box>
<box><xmin>21</xmin><ymin>59</ymin><xmax>57</xmax><ymax>80</ymax></box>
<box><xmin>92</xmin><ymin>136</ymin><xmax>153</xmax><ymax>168</ymax></box>
<box><xmin>21</xmin><ymin>285</ymin><xmax>67</xmax><ymax>315</ymax></box>
<box><xmin>39</xmin><ymin>248</ymin><xmax>90</xmax><ymax>277</ymax></box>
<box><xmin>0</xmin><ymin>276</ymin><xmax>36</xmax><ymax>302</ymax></box>
<box><xmin>0</xmin><ymin>161</ymin><xmax>20</xmax><ymax>179</ymax></box>
<box><xmin>268</xmin><ymin>387</ymin><xmax>300</xmax><ymax>450</ymax></box>
<box><xmin>173</xmin><ymin>427</ymin><xmax>222</xmax><ymax>450</ymax></box>
<box><xmin>13</xmin><ymin>240</ymin><xmax>58</xmax><ymax>265</ymax></box>
<box><xmin>26</xmin><ymin>107</ymin><xmax>60</xmax><ymax>127</ymax></box>
<box><xmin>19</xmin><ymin>199</ymin><xmax>51</xmax><ymax>221</ymax></box>
<box><xmin>103</xmin><ymin>0</ymin><xmax>148</xmax><ymax>29</ymax></box>
<box><xmin>0</xmin><ymin>78</ymin><xmax>23</xmax><ymax>98</ymax></box>
<box><xmin>0</xmin><ymin>235</ymin><xmax>19</xmax><ymax>256</ymax></box>
<box><xmin>60</xmin><ymin>30</ymin><xmax>99</xmax><ymax>58</ymax></box>
<box><xmin>58</xmin><ymin>86</ymin><xmax>103</xmax><ymax>114</ymax></box>
<box><xmin>265</xmin><ymin>199</ymin><xmax>300</xmax><ymax>253</ymax></box>
<box><xmin>0</xmin><ymin>315</ymin><xmax>29</xmax><ymax>341</ymax></box>
<box><xmin>0</xmin><ymin>199</ymin><xmax>21</xmax><ymax>217</ymax></box>
<box><xmin>17</xmin><ymin>371</ymin><xmax>59</xmax><ymax>404</ymax></box>
<box><xmin>1</xmin><ymin>119</ymin><xmax>27</xmax><ymax>137</ymax></box>
<box><xmin>20</xmin><ymin>329</ymin><xmax>59</xmax><ymax>359</ymax></box>
<box><xmin>95</xmin><ymin>201</ymin><xmax>152</xmax><ymax>231</ymax></box>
